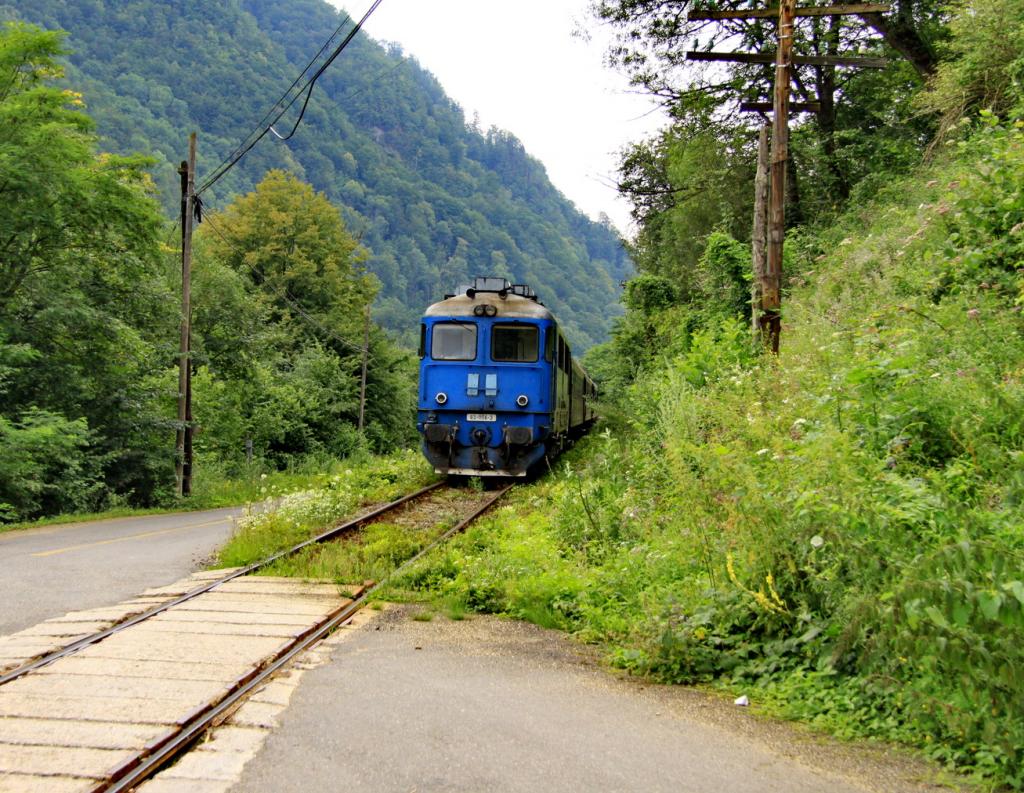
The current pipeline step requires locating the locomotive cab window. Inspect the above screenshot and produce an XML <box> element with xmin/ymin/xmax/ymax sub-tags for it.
<box><xmin>431</xmin><ymin>322</ymin><xmax>477</xmax><ymax>361</ymax></box>
<box><xmin>418</xmin><ymin>323</ymin><xmax>426</xmax><ymax>359</ymax></box>
<box><xmin>491</xmin><ymin>324</ymin><xmax>539</xmax><ymax>362</ymax></box>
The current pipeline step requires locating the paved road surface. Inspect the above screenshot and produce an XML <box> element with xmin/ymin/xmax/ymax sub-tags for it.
<box><xmin>0</xmin><ymin>508</ymin><xmax>242</xmax><ymax>634</ymax></box>
<box><xmin>234</xmin><ymin>607</ymin><xmax>942</xmax><ymax>793</ymax></box>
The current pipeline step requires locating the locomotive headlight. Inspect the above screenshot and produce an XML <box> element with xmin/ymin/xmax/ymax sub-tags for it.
<box><xmin>516</xmin><ymin>394</ymin><xmax>529</xmax><ymax>407</ymax></box>
<box><xmin>435</xmin><ymin>392</ymin><xmax>448</xmax><ymax>405</ymax></box>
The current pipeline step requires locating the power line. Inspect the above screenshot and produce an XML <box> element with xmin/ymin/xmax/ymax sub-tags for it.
<box><xmin>196</xmin><ymin>15</ymin><xmax>356</xmax><ymax>191</ymax></box>
<box><xmin>196</xmin><ymin>0</ymin><xmax>386</xmax><ymax>197</ymax></box>
<box><xmin>201</xmin><ymin>212</ymin><xmax>374</xmax><ymax>360</ymax></box>
<box><xmin>265</xmin><ymin>0</ymin><xmax>387</xmax><ymax>143</ymax></box>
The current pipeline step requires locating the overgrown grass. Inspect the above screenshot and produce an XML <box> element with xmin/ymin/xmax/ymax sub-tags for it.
<box><xmin>392</xmin><ymin>120</ymin><xmax>1024</xmax><ymax>789</ymax></box>
<box><xmin>259</xmin><ymin>516</ymin><xmax>460</xmax><ymax>585</ymax></box>
<box><xmin>216</xmin><ymin>451</ymin><xmax>437</xmax><ymax>569</ymax></box>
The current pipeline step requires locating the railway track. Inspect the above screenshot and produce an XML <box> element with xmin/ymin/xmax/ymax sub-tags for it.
<box><xmin>0</xmin><ymin>481</ymin><xmax>512</xmax><ymax>792</ymax></box>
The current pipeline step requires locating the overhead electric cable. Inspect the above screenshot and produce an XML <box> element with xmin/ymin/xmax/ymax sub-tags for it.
<box><xmin>197</xmin><ymin>16</ymin><xmax>355</xmax><ymax>190</ymax></box>
<box><xmin>264</xmin><ymin>0</ymin><xmax>385</xmax><ymax>143</ymax></box>
<box><xmin>196</xmin><ymin>0</ymin><xmax>386</xmax><ymax>197</ymax></box>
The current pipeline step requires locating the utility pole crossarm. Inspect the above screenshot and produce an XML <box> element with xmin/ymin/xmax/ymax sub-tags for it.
<box><xmin>687</xmin><ymin>3</ymin><xmax>889</xmax><ymax>20</ymax></box>
<box><xmin>741</xmin><ymin>101</ymin><xmax>821</xmax><ymax>112</ymax></box>
<box><xmin>686</xmin><ymin>51</ymin><xmax>888</xmax><ymax>68</ymax></box>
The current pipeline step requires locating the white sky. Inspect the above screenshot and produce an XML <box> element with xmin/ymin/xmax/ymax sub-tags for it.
<box><xmin>328</xmin><ymin>0</ymin><xmax>668</xmax><ymax>235</ymax></box>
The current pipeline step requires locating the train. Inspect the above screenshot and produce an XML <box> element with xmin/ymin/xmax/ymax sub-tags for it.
<box><xmin>417</xmin><ymin>276</ymin><xmax>596</xmax><ymax>477</ymax></box>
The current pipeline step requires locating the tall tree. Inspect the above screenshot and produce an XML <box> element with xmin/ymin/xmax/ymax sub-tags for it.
<box><xmin>0</xmin><ymin>22</ymin><xmax>175</xmax><ymax>516</ymax></box>
<box><xmin>202</xmin><ymin>170</ymin><xmax>376</xmax><ymax>356</ymax></box>
<box><xmin>0</xmin><ymin>22</ymin><xmax>160</xmax><ymax>310</ymax></box>
<box><xmin>193</xmin><ymin>171</ymin><xmax>415</xmax><ymax>462</ymax></box>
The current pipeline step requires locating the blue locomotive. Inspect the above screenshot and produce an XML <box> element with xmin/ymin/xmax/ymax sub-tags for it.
<box><xmin>417</xmin><ymin>277</ymin><xmax>596</xmax><ymax>477</ymax></box>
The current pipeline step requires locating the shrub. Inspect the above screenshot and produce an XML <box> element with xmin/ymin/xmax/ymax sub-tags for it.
<box><xmin>0</xmin><ymin>409</ymin><xmax>97</xmax><ymax>521</ymax></box>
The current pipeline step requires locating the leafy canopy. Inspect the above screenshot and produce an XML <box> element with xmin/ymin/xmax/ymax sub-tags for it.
<box><xmin>0</xmin><ymin>22</ymin><xmax>174</xmax><ymax>518</ymax></box>
<box><xmin>0</xmin><ymin>21</ymin><xmax>160</xmax><ymax>310</ymax></box>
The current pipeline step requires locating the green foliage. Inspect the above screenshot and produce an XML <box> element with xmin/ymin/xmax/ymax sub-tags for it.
<box><xmin>696</xmin><ymin>232</ymin><xmax>750</xmax><ymax>317</ymax></box>
<box><xmin>941</xmin><ymin>115</ymin><xmax>1024</xmax><ymax>295</ymax></box>
<box><xmin>0</xmin><ymin>22</ymin><xmax>160</xmax><ymax>308</ymax></box>
<box><xmin>602</xmin><ymin>0</ymin><xmax>943</xmax><ymax>237</ymax></box>
<box><xmin>918</xmin><ymin>0</ymin><xmax>1024</xmax><ymax>126</ymax></box>
<box><xmin>622</xmin><ymin>274</ymin><xmax>678</xmax><ymax>314</ymax></box>
<box><xmin>203</xmin><ymin>170</ymin><xmax>374</xmax><ymax>324</ymax></box>
<box><xmin>0</xmin><ymin>410</ymin><xmax>95</xmax><ymax>520</ymax></box>
<box><xmin>0</xmin><ymin>22</ymin><xmax>175</xmax><ymax>520</ymax></box>
<box><xmin>621</xmin><ymin>118</ymin><xmax>754</xmax><ymax>289</ymax></box>
<box><xmin>0</xmin><ymin>23</ymin><xmax>419</xmax><ymax>522</ymax></box>
<box><xmin>190</xmin><ymin>171</ymin><xmax>416</xmax><ymax>467</ymax></box>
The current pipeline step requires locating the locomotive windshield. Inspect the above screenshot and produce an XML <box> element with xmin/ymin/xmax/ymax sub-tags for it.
<box><xmin>491</xmin><ymin>324</ymin><xmax>539</xmax><ymax>363</ymax></box>
<box><xmin>431</xmin><ymin>322</ymin><xmax>477</xmax><ymax>360</ymax></box>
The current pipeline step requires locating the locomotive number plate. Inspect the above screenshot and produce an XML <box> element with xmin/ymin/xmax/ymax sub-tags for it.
<box><xmin>467</xmin><ymin>413</ymin><xmax>496</xmax><ymax>422</ymax></box>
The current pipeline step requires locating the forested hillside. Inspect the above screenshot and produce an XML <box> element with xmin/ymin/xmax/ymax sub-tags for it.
<box><xmin>2</xmin><ymin>0</ymin><xmax>629</xmax><ymax>348</ymax></box>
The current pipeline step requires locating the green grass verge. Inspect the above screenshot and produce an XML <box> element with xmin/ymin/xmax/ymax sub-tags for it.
<box><xmin>215</xmin><ymin>451</ymin><xmax>438</xmax><ymax>570</ymax></box>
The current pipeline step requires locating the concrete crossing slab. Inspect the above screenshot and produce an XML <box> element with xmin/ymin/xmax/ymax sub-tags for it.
<box><xmin>0</xmin><ymin>743</ymin><xmax>127</xmax><ymax>777</ymax></box>
<box><xmin>0</xmin><ymin>774</ymin><xmax>92</xmax><ymax>793</ymax></box>
<box><xmin>32</xmin><ymin>657</ymin><xmax>251</xmax><ymax>682</ymax></box>
<box><xmin>0</xmin><ymin>572</ymin><xmax>353</xmax><ymax>790</ymax></box>
<box><xmin>171</xmin><ymin>596</ymin><xmax>335</xmax><ymax>616</ymax></box>
<box><xmin>0</xmin><ymin>717</ymin><xmax>166</xmax><ymax>749</ymax></box>
<box><xmin>75</xmin><ymin>633</ymin><xmax>287</xmax><ymax>664</ymax></box>
<box><xmin>0</xmin><ymin>692</ymin><xmax>187</xmax><ymax>723</ymax></box>
<box><xmin>130</xmin><ymin>620</ymin><xmax>308</xmax><ymax>639</ymax></box>
<box><xmin>8</xmin><ymin>674</ymin><xmax>229</xmax><ymax>703</ymax></box>
<box><xmin>149</xmin><ymin>610</ymin><xmax>314</xmax><ymax>627</ymax></box>
<box><xmin>11</xmin><ymin>621</ymin><xmax>110</xmax><ymax>638</ymax></box>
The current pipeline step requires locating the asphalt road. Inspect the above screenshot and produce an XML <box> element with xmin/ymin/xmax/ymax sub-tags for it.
<box><xmin>234</xmin><ymin>607</ymin><xmax>942</xmax><ymax>793</ymax></box>
<box><xmin>0</xmin><ymin>508</ymin><xmax>242</xmax><ymax>635</ymax></box>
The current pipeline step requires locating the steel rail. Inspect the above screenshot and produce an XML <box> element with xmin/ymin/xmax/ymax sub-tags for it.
<box><xmin>0</xmin><ymin>480</ymin><xmax>446</xmax><ymax>687</ymax></box>
<box><xmin>97</xmin><ymin>483</ymin><xmax>513</xmax><ymax>793</ymax></box>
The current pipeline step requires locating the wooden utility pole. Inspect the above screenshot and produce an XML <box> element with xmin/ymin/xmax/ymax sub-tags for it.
<box><xmin>357</xmin><ymin>303</ymin><xmax>370</xmax><ymax>433</ymax></box>
<box><xmin>762</xmin><ymin>0</ymin><xmax>795</xmax><ymax>354</ymax></box>
<box><xmin>686</xmin><ymin>1</ymin><xmax>889</xmax><ymax>354</ymax></box>
<box><xmin>751</xmin><ymin>125</ymin><xmax>770</xmax><ymax>336</ymax></box>
<box><xmin>175</xmin><ymin>132</ymin><xmax>196</xmax><ymax>497</ymax></box>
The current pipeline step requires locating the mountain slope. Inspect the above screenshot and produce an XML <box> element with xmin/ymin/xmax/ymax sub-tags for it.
<box><xmin>4</xmin><ymin>0</ymin><xmax>629</xmax><ymax>348</ymax></box>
